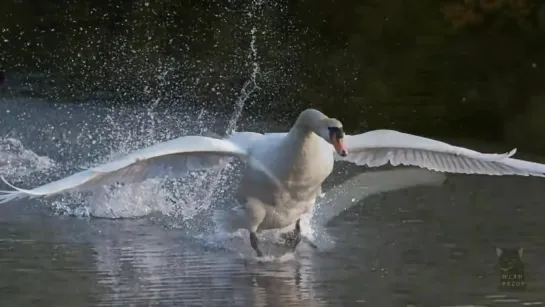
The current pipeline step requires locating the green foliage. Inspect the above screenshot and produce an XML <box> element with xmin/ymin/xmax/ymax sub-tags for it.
<box><xmin>291</xmin><ymin>0</ymin><xmax>545</xmax><ymax>140</ymax></box>
<box><xmin>2</xmin><ymin>0</ymin><xmax>545</xmax><ymax>151</ymax></box>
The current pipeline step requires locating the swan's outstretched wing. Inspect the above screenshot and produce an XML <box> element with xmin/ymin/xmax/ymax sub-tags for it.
<box><xmin>337</xmin><ymin>129</ymin><xmax>545</xmax><ymax>176</ymax></box>
<box><xmin>0</xmin><ymin>135</ymin><xmax>277</xmax><ymax>204</ymax></box>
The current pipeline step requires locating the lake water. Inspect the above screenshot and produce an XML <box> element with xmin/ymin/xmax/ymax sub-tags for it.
<box><xmin>1</xmin><ymin>97</ymin><xmax>545</xmax><ymax>307</ymax></box>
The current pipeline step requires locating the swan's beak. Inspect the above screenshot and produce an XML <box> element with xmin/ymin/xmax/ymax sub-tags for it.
<box><xmin>331</xmin><ymin>135</ymin><xmax>348</xmax><ymax>157</ymax></box>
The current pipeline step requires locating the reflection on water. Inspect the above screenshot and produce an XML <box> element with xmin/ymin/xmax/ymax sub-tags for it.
<box><xmin>85</xmin><ymin>219</ymin><xmax>327</xmax><ymax>307</ymax></box>
<box><xmin>1</xmin><ymin>172</ymin><xmax>545</xmax><ymax>306</ymax></box>
<box><xmin>0</xmin><ymin>216</ymin><xmax>99</xmax><ymax>307</ymax></box>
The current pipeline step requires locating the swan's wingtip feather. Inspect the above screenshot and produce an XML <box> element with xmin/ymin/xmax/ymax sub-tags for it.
<box><xmin>0</xmin><ymin>176</ymin><xmax>28</xmax><ymax>193</ymax></box>
<box><xmin>0</xmin><ymin>175</ymin><xmax>10</xmax><ymax>186</ymax></box>
<box><xmin>507</xmin><ymin>148</ymin><xmax>517</xmax><ymax>157</ymax></box>
<box><xmin>0</xmin><ymin>176</ymin><xmax>26</xmax><ymax>204</ymax></box>
<box><xmin>0</xmin><ymin>190</ymin><xmax>25</xmax><ymax>204</ymax></box>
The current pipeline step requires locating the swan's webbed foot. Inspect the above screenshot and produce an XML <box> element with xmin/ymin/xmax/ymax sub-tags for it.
<box><xmin>282</xmin><ymin>219</ymin><xmax>302</xmax><ymax>250</ymax></box>
<box><xmin>250</xmin><ymin>232</ymin><xmax>264</xmax><ymax>257</ymax></box>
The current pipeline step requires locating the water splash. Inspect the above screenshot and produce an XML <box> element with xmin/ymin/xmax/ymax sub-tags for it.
<box><xmin>0</xmin><ymin>97</ymin><xmax>225</xmax><ymax>219</ymax></box>
<box><xmin>0</xmin><ymin>137</ymin><xmax>56</xmax><ymax>178</ymax></box>
<box><xmin>201</xmin><ymin>0</ymin><xmax>265</xmax><ymax>212</ymax></box>
<box><xmin>63</xmin><ymin>113</ymin><xmax>228</xmax><ymax>220</ymax></box>
<box><xmin>225</xmin><ymin>24</ymin><xmax>262</xmax><ymax>135</ymax></box>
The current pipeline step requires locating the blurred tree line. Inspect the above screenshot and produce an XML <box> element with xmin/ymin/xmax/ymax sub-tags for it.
<box><xmin>1</xmin><ymin>0</ymin><xmax>545</xmax><ymax>152</ymax></box>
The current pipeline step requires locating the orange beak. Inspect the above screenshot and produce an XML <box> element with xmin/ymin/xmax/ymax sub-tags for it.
<box><xmin>331</xmin><ymin>135</ymin><xmax>348</xmax><ymax>157</ymax></box>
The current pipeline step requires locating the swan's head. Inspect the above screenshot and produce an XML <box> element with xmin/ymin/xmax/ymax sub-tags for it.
<box><xmin>318</xmin><ymin>118</ymin><xmax>348</xmax><ymax>157</ymax></box>
<box><xmin>296</xmin><ymin>108</ymin><xmax>348</xmax><ymax>157</ymax></box>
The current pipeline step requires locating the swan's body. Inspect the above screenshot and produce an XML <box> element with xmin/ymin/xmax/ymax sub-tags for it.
<box><xmin>3</xmin><ymin>108</ymin><xmax>545</xmax><ymax>257</ymax></box>
<box><xmin>234</xmin><ymin>129</ymin><xmax>334</xmax><ymax>232</ymax></box>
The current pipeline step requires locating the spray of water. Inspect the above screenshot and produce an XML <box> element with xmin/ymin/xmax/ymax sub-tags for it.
<box><xmin>0</xmin><ymin>137</ymin><xmax>56</xmax><ymax>178</ymax></box>
<box><xmin>201</xmin><ymin>0</ymin><xmax>265</xmax><ymax>212</ymax></box>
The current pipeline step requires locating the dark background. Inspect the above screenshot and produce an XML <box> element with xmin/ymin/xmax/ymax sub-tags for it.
<box><xmin>2</xmin><ymin>0</ymin><xmax>545</xmax><ymax>153</ymax></box>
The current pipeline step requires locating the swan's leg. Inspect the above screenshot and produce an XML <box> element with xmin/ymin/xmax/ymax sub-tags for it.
<box><xmin>283</xmin><ymin>219</ymin><xmax>302</xmax><ymax>250</ymax></box>
<box><xmin>245</xmin><ymin>198</ymin><xmax>266</xmax><ymax>257</ymax></box>
<box><xmin>250</xmin><ymin>232</ymin><xmax>263</xmax><ymax>257</ymax></box>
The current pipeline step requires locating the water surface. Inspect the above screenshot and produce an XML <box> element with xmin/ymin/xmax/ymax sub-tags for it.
<box><xmin>1</xmin><ymin>97</ymin><xmax>545</xmax><ymax>307</ymax></box>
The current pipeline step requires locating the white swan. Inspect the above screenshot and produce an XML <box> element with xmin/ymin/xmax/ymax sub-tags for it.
<box><xmin>2</xmin><ymin>108</ymin><xmax>545</xmax><ymax>257</ymax></box>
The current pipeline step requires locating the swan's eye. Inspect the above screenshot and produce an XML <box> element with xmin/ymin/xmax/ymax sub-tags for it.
<box><xmin>327</xmin><ymin>127</ymin><xmax>344</xmax><ymax>140</ymax></box>
<box><xmin>327</xmin><ymin>126</ymin><xmax>347</xmax><ymax>156</ymax></box>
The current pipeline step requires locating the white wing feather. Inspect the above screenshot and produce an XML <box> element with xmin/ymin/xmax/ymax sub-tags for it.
<box><xmin>0</xmin><ymin>135</ymin><xmax>273</xmax><ymax>204</ymax></box>
<box><xmin>339</xmin><ymin>129</ymin><xmax>545</xmax><ymax>176</ymax></box>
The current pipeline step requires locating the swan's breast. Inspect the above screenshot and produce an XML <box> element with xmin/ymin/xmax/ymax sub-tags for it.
<box><xmin>283</xmin><ymin>136</ymin><xmax>335</xmax><ymax>185</ymax></box>
<box><xmin>246</xmin><ymin>136</ymin><xmax>332</xmax><ymax>201</ymax></box>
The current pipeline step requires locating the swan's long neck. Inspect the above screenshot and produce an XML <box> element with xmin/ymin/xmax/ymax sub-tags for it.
<box><xmin>278</xmin><ymin>124</ymin><xmax>327</xmax><ymax>182</ymax></box>
<box><xmin>285</xmin><ymin>126</ymin><xmax>317</xmax><ymax>160</ymax></box>
<box><xmin>291</xmin><ymin>108</ymin><xmax>326</xmax><ymax>133</ymax></box>
<box><xmin>282</xmin><ymin>108</ymin><xmax>328</xmax><ymax>167</ymax></box>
